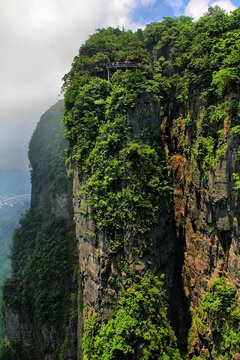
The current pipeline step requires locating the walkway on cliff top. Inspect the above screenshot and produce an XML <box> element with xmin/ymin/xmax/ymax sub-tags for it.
<box><xmin>79</xmin><ymin>62</ymin><xmax>145</xmax><ymax>81</ymax></box>
<box><xmin>106</xmin><ymin>61</ymin><xmax>140</xmax><ymax>81</ymax></box>
<box><xmin>106</xmin><ymin>62</ymin><xmax>140</xmax><ymax>69</ymax></box>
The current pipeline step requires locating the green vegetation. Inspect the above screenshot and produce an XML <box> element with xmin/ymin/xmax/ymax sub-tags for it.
<box><xmin>63</xmin><ymin>51</ymin><xmax>171</xmax><ymax>256</ymax></box>
<box><xmin>61</xmin><ymin>7</ymin><xmax>240</xmax><ymax>358</ymax></box>
<box><xmin>29</xmin><ymin>100</ymin><xmax>68</xmax><ymax>195</ymax></box>
<box><xmin>63</xmin><ymin>9</ymin><xmax>240</xmax><ymax>244</ymax></box>
<box><xmin>0</xmin><ymin>101</ymin><xmax>77</xmax><ymax>358</ymax></box>
<box><xmin>3</xmin><ymin>101</ymin><xmax>77</xmax><ymax>324</ymax></box>
<box><xmin>85</xmin><ymin>136</ymin><xmax>169</xmax><ymax>252</ymax></box>
<box><xmin>0</xmin><ymin>175</ymin><xmax>30</xmax><ymax>347</ymax></box>
<box><xmin>0</xmin><ymin>298</ymin><xmax>3</xmax><ymax>349</ymax></box>
<box><xmin>1</xmin><ymin>6</ymin><xmax>240</xmax><ymax>360</ymax></box>
<box><xmin>0</xmin><ymin>171</ymin><xmax>31</xmax><ymax>297</ymax></box>
<box><xmin>63</xmin><ymin>7</ymin><xmax>240</xmax><ymax>185</ymax></box>
<box><xmin>0</xmin><ymin>343</ymin><xmax>33</xmax><ymax>360</ymax></box>
<box><xmin>188</xmin><ymin>277</ymin><xmax>240</xmax><ymax>359</ymax></box>
<box><xmin>0</xmin><ymin>210</ymin><xmax>21</xmax><ymax>348</ymax></box>
<box><xmin>2</xmin><ymin>101</ymin><xmax>77</xmax><ymax>325</ymax></box>
<box><xmin>81</xmin><ymin>72</ymin><xmax>170</xmax><ymax>254</ymax></box>
<box><xmin>3</xmin><ymin>211</ymin><xmax>76</xmax><ymax>327</ymax></box>
<box><xmin>83</xmin><ymin>272</ymin><xmax>182</xmax><ymax>360</ymax></box>
<box><xmin>0</xmin><ymin>204</ymin><xmax>29</xmax><ymax>287</ymax></box>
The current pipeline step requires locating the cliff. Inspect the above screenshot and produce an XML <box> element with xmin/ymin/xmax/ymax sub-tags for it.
<box><xmin>63</xmin><ymin>7</ymin><xmax>240</xmax><ymax>358</ymax></box>
<box><xmin>1</xmin><ymin>101</ymin><xmax>78</xmax><ymax>360</ymax></box>
<box><xmin>2</xmin><ymin>6</ymin><xmax>240</xmax><ymax>360</ymax></box>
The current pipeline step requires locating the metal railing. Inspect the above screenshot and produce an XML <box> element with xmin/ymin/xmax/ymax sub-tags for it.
<box><xmin>106</xmin><ymin>62</ymin><xmax>140</xmax><ymax>69</ymax></box>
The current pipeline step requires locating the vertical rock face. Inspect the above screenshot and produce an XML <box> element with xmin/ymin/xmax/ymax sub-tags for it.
<box><xmin>181</xmin><ymin>133</ymin><xmax>240</xmax><ymax>305</ymax></box>
<box><xmin>164</xmin><ymin>97</ymin><xmax>240</xmax><ymax>318</ymax></box>
<box><xmin>73</xmin><ymin>93</ymin><xmax>178</xmax><ymax>325</ymax></box>
<box><xmin>2</xmin><ymin>92</ymin><xmax>240</xmax><ymax>360</ymax></box>
<box><xmin>73</xmin><ymin>174</ymin><xmax>177</xmax><ymax>313</ymax></box>
<box><xmin>167</xmin><ymin>116</ymin><xmax>240</xmax><ymax>357</ymax></box>
<box><xmin>4</xmin><ymin>308</ymin><xmax>35</xmax><ymax>345</ymax></box>
<box><xmin>68</xmin><ymin>77</ymin><xmax>240</xmax><ymax>355</ymax></box>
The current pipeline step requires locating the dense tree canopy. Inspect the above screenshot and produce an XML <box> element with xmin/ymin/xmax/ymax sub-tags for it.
<box><xmin>83</xmin><ymin>273</ymin><xmax>182</xmax><ymax>360</ymax></box>
<box><xmin>63</xmin><ymin>6</ymin><xmax>240</xmax><ymax>186</ymax></box>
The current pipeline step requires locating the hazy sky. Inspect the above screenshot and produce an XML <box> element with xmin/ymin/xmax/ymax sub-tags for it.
<box><xmin>0</xmin><ymin>0</ymin><xmax>239</xmax><ymax>170</ymax></box>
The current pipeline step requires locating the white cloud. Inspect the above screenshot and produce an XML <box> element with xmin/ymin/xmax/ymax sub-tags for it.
<box><xmin>185</xmin><ymin>0</ymin><xmax>236</xmax><ymax>19</ymax></box>
<box><xmin>185</xmin><ymin>0</ymin><xmax>209</xmax><ymax>18</ymax></box>
<box><xmin>0</xmin><ymin>0</ymin><xmax>138</xmax><ymax>170</ymax></box>
<box><xmin>211</xmin><ymin>0</ymin><xmax>236</xmax><ymax>13</ymax></box>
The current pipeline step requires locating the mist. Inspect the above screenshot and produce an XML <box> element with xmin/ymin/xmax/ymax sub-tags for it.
<box><xmin>0</xmin><ymin>0</ymin><xmax>139</xmax><ymax>170</ymax></box>
<box><xmin>0</xmin><ymin>0</ymin><xmax>238</xmax><ymax>170</ymax></box>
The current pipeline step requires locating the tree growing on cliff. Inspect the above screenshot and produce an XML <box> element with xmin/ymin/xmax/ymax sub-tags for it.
<box><xmin>83</xmin><ymin>272</ymin><xmax>182</xmax><ymax>360</ymax></box>
<box><xmin>188</xmin><ymin>277</ymin><xmax>240</xmax><ymax>359</ymax></box>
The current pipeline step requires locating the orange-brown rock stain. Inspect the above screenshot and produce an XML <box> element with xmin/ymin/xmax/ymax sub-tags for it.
<box><xmin>169</xmin><ymin>154</ymin><xmax>188</xmax><ymax>237</ymax></box>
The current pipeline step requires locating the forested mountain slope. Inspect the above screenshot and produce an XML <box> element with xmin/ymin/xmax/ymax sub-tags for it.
<box><xmin>0</xmin><ymin>101</ymin><xmax>77</xmax><ymax>359</ymax></box>
<box><xmin>0</xmin><ymin>168</ymin><xmax>30</xmax><ymax>288</ymax></box>
<box><xmin>0</xmin><ymin>171</ymin><xmax>30</xmax><ymax>347</ymax></box>
<box><xmin>2</xmin><ymin>6</ymin><xmax>240</xmax><ymax>360</ymax></box>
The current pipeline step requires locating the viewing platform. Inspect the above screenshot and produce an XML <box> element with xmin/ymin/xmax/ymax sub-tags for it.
<box><xmin>106</xmin><ymin>61</ymin><xmax>140</xmax><ymax>81</ymax></box>
<box><xmin>78</xmin><ymin>62</ymin><xmax>143</xmax><ymax>82</ymax></box>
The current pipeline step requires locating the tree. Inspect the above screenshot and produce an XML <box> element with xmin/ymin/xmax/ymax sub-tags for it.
<box><xmin>188</xmin><ymin>277</ymin><xmax>240</xmax><ymax>359</ymax></box>
<box><xmin>83</xmin><ymin>272</ymin><xmax>182</xmax><ymax>360</ymax></box>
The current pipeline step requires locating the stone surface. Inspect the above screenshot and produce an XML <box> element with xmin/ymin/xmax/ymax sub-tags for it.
<box><xmin>4</xmin><ymin>90</ymin><xmax>240</xmax><ymax>359</ymax></box>
<box><xmin>72</xmin><ymin>94</ymin><xmax>179</xmax><ymax>353</ymax></box>
<box><xmin>4</xmin><ymin>306</ymin><xmax>34</xmax><ymax>346</ymax></box>
<box><xmin>169</xmin><ymin>128</ymin><xmax>240</xmax><ymax>307</ymax></box>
